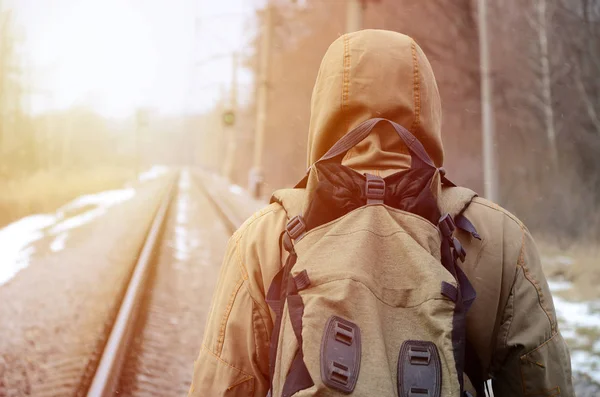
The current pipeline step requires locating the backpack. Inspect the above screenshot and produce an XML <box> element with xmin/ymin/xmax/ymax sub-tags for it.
<box><xmin>267</xmin><ymin>118</ymin><xmax>482</xmax><ymax>397</ymax></box>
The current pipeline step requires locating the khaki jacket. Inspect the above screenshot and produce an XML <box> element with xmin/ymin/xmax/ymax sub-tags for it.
<box><xmin>189</xmin><ymin>30</ymin><xmax>573</xmax><ymax>397</ymax></box>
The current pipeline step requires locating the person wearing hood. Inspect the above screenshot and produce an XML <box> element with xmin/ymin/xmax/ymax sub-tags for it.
<box><xmin>188</xmin><ymin>30</ymin><xmax>573</xmax><ymax>397</ymax></box>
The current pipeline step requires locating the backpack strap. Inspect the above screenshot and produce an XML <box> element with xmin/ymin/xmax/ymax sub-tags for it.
<box><xmin>438</xmin><ymin>186</ymin><xmax>480</xmax><ymax>240</ymax></box>
<box><xmin>267</xmin><ymin>190</ymin><xmax>314</xmax><ymax>395</ymax></box>
<box><xmin>438</xmin><ymin>186</ymin><xmax>485</xmax><ymax>397</ymax></box>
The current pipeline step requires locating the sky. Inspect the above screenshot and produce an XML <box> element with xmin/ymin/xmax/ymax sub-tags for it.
<box><xmin>6</xmin><ymin>0</ymin><xmax>257</xmax><ymax>117</ymax></box>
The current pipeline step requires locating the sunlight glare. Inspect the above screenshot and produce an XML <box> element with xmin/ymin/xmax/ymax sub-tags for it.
<box><xmin>34</xmin><ymin>0</ymin><xmax>158</xmax><ymax>116</ymax></box>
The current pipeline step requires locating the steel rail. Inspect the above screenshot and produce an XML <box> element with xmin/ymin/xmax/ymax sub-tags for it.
<box><xmin>86</xmin><ymin>176</ymin><xmax>177</xmax><ymax>397</ymax></box>
<box><xmin>193</xmin><ymin>173</ymin><xmax>244</xmax><ymax>235</ymax></box>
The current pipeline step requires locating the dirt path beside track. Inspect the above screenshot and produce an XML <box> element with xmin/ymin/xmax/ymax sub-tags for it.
<box><xmin>0</xmin><ymin>176</ymin><xmax>172</xmax><ymax>396</ymax></box>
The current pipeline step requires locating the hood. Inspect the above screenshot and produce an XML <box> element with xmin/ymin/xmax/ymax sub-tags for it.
<box><xmin>307</xmin><ymin>30</ymin><xmax>444</xmax><ymax>174</ymax></box>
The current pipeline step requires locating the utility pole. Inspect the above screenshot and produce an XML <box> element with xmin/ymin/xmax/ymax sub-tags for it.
<box><xmin>536</xmin><ymin>0</ymin><xmax>558</xmax><ymax>169</ymax></box>
<box><xmin>346</xmin><ymin>0</ymin><xmax>364</xmax><ymax>32</ymax></box>
<box><xmin>249</xmin><ymin>2</ymin><xmax>273</xmax><ymax>198</ymax></box>
<box><xmin>0</xmin><ymin>7</ymin><xmax>8</xmax><ymax>153</ymax></box>
<box><xmin>222</xmin><ymin>52</ymin><xmax>238</xmax><ymax>181</ymax></box>
<box><xmin>478</xmin><ymin>0</ymin><xmax>498</xmax><ymax>202</ymax></box>
<box><xmin>135</xmin><ymin>109</ymin><xmax>149</xmax><ymax>177</ymax></box>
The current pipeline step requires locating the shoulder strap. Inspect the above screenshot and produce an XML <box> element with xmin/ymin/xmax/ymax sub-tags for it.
<box><xmin>267</xmin><ymin>188</ymin><xmax>314</xmax><ymax>396</ymax></box>
<box><xmin>439</xmin><ymin>185</ymin><xmax>486</xmax><ymax>396</ymax></box>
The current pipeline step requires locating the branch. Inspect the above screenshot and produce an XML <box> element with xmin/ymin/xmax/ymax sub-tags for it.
<box><xmin>573</xmin><ymin>62</ymin><xmax>600</xmax><ymax>135</ymax></box>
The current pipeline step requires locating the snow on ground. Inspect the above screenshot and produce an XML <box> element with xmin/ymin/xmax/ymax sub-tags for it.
<box><xmin>0</xmin><ymin>165</ymin><xmax>168</xmax><ymax>286</ymax></box>
<box><xmin>51</xmin><ymin>188</ymin><xmax>136</xmax><ymax>236</ymax></box>
<box><xmin>138</xmin><ymin>165</ymin><xmax>169</xmax><ymax>182</ymax></box>
<box><xmin>542</xmin><ymin>255</ymin><xmax>575</xmax><ymax>267</ymax></box>
<box><xmin>0</xmin><ymin>215</ymin><xmax>57</xmax><ymax>285</ymax></box>
<box><xmin>58</xmin><ymin>188</ymin><xmax>136</xmax><ymax>214</ymax></box>
<box><xmin>229</xmin><ymin>185</ymin><xmax>244</xmax><ymax>195</ymax></box>
<box><xmin>549</xmin><ymin>279</ymin><xmax>600</xmax><ymax>383</ymax></box>
<box><xmin>50</xmin><ymin>232</ymin><xmax>68</xmax><ymax>253</ymax></box>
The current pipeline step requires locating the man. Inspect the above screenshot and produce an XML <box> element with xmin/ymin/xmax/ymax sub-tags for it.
<box><xmin>189</xmin><ymin>30</ymin><xmax>573</xmax><ymax>396</ymax></box>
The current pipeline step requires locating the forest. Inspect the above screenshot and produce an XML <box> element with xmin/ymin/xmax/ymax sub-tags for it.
<box><xmin>1</xmin><ymin>0</ymin><xmax>599</xmax><ymax>244</ymax></box>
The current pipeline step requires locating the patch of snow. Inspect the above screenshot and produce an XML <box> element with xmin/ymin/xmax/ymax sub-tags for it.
<box><xmin>549</xmin><ymin>279</ymin><xmax>600</xmax><ymax>382</ymax></box>
<box><xmin>0</xmin><ymin>214</ymin><xmax>57</xmax><ymax>285</ymax></box>
<box><xmin>59</xmin><ymin>188</ymin><xmax>135</xmax><ymax>214</ymax></box>
<box><xmin>0</xmin><ymin>186</ymin><xmax>138</xmax><ymax>285</ymax></box>
<box><xmin>542</xmin><ymin>255</ymin><xmax>575</xmax><ymax>267</ymax></box>
<box><xmin>571</xmin><ymin>351</ymin><xmax>600</xmax><ymax>384</ymax></box>
<box><xmin>229</xmin><ymin>185</ymin><xmax>244</xmax><ymax>196</ymax></box>
<box><xmin>51</xmin><ymin>188</ymin><xmax>135</xmax><ymax>235</ymax></box>
<box><xmin>548</xmin><ymin>280</ymin><xmax>573</xmax><ymax>292</ymax></box>
<box><xmin>554</xmin><ymin>296</ymin><xmax>600</xmax><ymax>329</ymax></box>
<box><xmin>50</xmin><ymin>232</ymin><xmax>68</xmax><ymax>252</ymax></box>
<box><xmin>51</xmin><ymin>206</ymin><xmax>107</xmax><ymax>235</ymax></box>
<box><xmin>138</xmin><ymin>165</ymin><xmax>169</xmax><ymax>182</ymax></box>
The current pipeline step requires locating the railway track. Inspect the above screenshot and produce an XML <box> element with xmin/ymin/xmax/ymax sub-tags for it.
<box><xmin>85</xmin><ymin>169</ymin><xmax>247</xmax><ymax>397</ymax></box>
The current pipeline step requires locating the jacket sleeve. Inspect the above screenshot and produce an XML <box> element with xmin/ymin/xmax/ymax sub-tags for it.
<box><xmin>491</xmin><ymin>228</ymin><xmax>574</xmax><ymax>397</ymax></box>
<box><xmin>188</xmin><ymin>228</ymin><xmax>272</xmax><ymax>397</ymax></box>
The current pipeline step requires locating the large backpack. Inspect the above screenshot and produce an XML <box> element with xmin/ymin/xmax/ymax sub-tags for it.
<box><xmin>267</xmin><ymin>118</ymin><xmax>482</xmax><ymax>397</ymax></box>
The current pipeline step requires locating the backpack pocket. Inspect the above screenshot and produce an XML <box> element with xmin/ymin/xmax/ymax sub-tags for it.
<box><xmin>271</xmin><ymin>206</ymin><xmax>462</xmax><ymax>396</ymax></box>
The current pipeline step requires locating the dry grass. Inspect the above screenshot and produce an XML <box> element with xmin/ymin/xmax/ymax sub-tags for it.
<box><xmin>0</xmin><ymin>166</ymin><xmax>134</xmax><ymax>228</ymax></box>
<box><xmin>536</xmin><ymin>235</ymin><xmax>600</xmax><ymax>301</ymax></box>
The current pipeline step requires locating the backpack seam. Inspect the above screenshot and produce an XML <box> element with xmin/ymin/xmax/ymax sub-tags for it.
<box><xmin>298</xmin><ymin>204</ymin><xmax>440</xmax><ymax>238</ymax></box>
<box><xmin>300</xmin><ymin>277</ymin><xmax>453</xmax><ymax>309</ymax></box>
<box><xmin>323</xmin><ymin>228</ymin><xmax>408</xmax><ymax>239</ymax></box>
<box><xmin>313</xmin><ymin>228</ymin><xmax>441</xmax><ymax>257</ymax></box>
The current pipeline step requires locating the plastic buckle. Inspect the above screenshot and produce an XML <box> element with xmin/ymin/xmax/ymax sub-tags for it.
<box><xmin>409</xmin><ymin>387</ymin><xmax>431</xmax><ymax>396</ymax></box>
<box><xmin>329</xmin><ymin>362</ymin><xmax>350</xmax><ymax>386</ymax></box>
<box><xmin>438</xmin><ymin>213</ymin><xmax>456</xmax><ymax>238</ymax></box>
<box><xmin>286</xmin><ymin>215</ymin><xmax>306</xmax><ymax>240</ymax></box>
<box><xmin>293</xmin><ymin>269</ymin><xmax>311</xmax><ymax>291</ymax></box>
<box><xmin>334</xmin><ymin>322</ymin><xmax>354</xmax><ymax>346</ymax></box>
<box><xmin>408</xmin><ymin>346</ymin><xmax>431</xmax><ymax>366</ymax></box>
<box><xmin>365</xmin><ymin>174</ymin><xmax>385</xmax><ymax>204</ymax></box>
<box><xmin>398</xmin><ymin>341</ymin><xmax>441</xmax><ymax>397</ymax></box>
<box><xmin>321</xmin><ymin>316</ymin><xmax>361</xmax><ymax>393</ymax></box>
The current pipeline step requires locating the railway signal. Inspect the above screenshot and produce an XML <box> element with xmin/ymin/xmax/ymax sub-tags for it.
<box><xmin>222</xmin><ymin>110</ymin><xmax>235</xmax><ymax>127</ymax></box>
<box><xmin>347</xmin><ymin>0</ymin><xmax>381</xmax><ymax>32</ymax></box>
